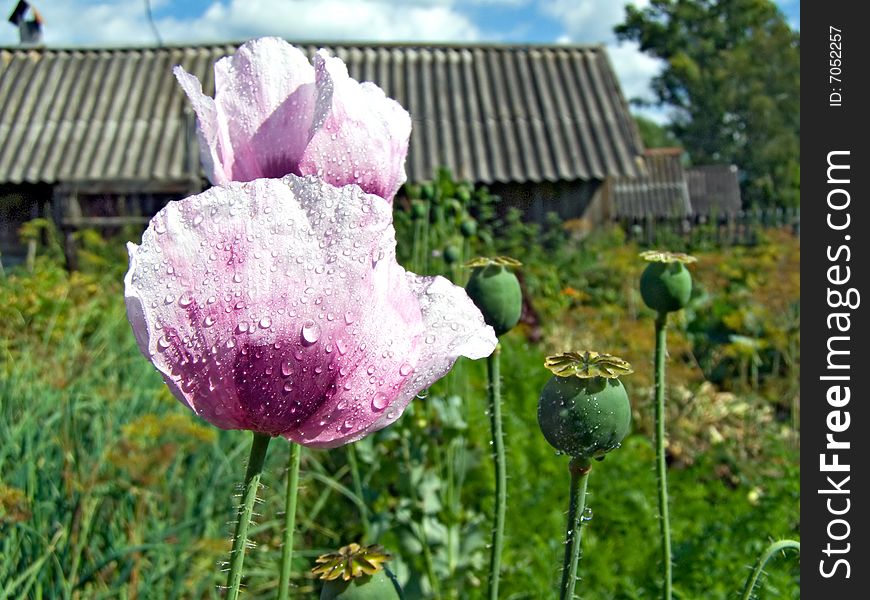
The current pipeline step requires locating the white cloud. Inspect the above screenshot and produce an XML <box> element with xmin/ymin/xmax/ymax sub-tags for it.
<box><xmin>0</xmin><ymin>0</ymin><xmax>668</xmax><ymax>122</ymax></box>
<box><xmin>1</xmin><ymin>0</ymin><xmax>482</xmax><ymax>46</ymax></box>
<box><xmin>606</xmin><ymin>41</ymin><xmax>662</xmax><ymax>103</ymax></box>
<box><xmin>542</xmin><ymin>0</ymin><xmax>648</xmax><ymax>43</ymax></box>
<box><xmin>541</xmin><ymin>1</ymin><xmax>663</xmax><ymax>122</ymax></box>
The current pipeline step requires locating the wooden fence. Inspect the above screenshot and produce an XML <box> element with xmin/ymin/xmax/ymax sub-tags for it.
<box><xmin>617</xmin><ymin>207</ymin><xmax>800</xmax><ymax>247</ymax></box>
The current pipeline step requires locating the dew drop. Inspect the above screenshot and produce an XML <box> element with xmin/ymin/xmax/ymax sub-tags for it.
<box><xmin>281</xmin><ymin>361</ymin><xmax>293</xmax><ymax>377</ymax></box>
<box><xmin>233</xmin><ymin>273</ymin><xmax>242</xmax><ymax>283</ymax></box>
<box><xmin>237</xmin><ymin>322</ymin><xmax>249</xmax><ymax>333</ymax></box>
<box><xmin>178</xmin><ymin>293</ymin><xmax>193</xmax><ymax>307</ymax></box>
<box><xmin>344</xmin><ymin>312</ymin><xmax>355</xmax><ymax>325</ymax></box>
<box><xmin>259</xmin><ymin>316</ymin><xmax>272</xmax><ymax>329</ymax></box>
<box><xmin>399</xmin><ymin>364</ymin><xmax>413</xmax><ymax>376</ymax></box>
<box><xmin>192</xmin><ymin>213</ymin><xmax>204</xmax><ymax>226</ymax></box>
<box><xmin>301</xmin><ymin>320</ymin><xmax>321</xmax><ymax>344</ymax></box>
<box><xmin>204</xmin><ymin>315</ymin><xmax>216</xmax><ymax>327</ymax></box>
<box><xmin>157</xmin><ymin>336</ymin><xmax>171</xmax><ymax>350</ymax></box>
<box><xmin>207</xmin><ymin>296</ymin><xmax>217</xmax><ymax>304</ymax></box>
<box><xmin>284</xmin><ymin>381</ymin><xmax>293</xmax><ymax>392</ymax></box>
<box><xmin>372</xmin><ymin>392</ymin><xmax>389</xmax><ymax>411</ymax></box>
<box><xmin>425</xmin><ymin>334</ymin><xmax>436</xmax><ymax>344</ymax></box>
<box><xmin>163</xmin><ymin>294</ymin><xmax>174</xmax><ymax>305</ymax></box>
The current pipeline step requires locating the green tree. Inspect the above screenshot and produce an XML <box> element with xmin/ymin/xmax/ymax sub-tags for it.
<box><xmin>634</xmin><ymin>114</ymin><xmax>682</xmax><ymax>149</ymax></box>
<box><xmin>616</xmin><ymin>0</ymin><xmax>800</xmax><ymax>208</ymax></box>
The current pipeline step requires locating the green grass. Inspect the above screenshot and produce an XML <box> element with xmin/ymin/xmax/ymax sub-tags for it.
<box><xmin>1</xmin><ymin>243</ymin><xmax>799</xmax><ymax>599</ymax></box>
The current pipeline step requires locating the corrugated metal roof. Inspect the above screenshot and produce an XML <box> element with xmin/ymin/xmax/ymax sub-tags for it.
<box><xmin>686</xmin><ymin>165</ymin><xmax>742</xmax><ymax>216</ymax></box>
<box><xmin>0</xmin><ymin>42</ymin><xmax>643</xmax><ymax>186</ymax></box>
<box><xmin>611</xmin><ymin>148</ymin><xmax>691</xmax><ymax>218</ymax></box>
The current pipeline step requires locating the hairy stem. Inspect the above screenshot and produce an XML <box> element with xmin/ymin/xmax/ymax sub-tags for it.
<box><xmin>740</xmin><ymin>539</ymin><xmax>800</xmax><ymax>600</ymax></box>
<box><xmin>277</xmin><ymin>441</ymin><xmax>302</xmax><ymax>600</ymax></box>
<box><xmin>226</xmin><ymin>432</ymin><xmax>271</xmax><ymax>600</ymax></box>
<box><xmin>559</xmin><ymin>458</ymin><xmax>591</xmax><ymax>600</ymax></box>
<box><xmin>654</xmin><ymin>312</ymin><xmax>673</xmax><ymax>600</ymax></box>
<box><xmin>487</xmin><ymin>345</ymin><xmax>506</xmax><ymax>600</ymax></box>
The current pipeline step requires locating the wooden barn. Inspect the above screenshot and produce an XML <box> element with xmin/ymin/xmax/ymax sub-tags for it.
<box><xmin>1</xmin><ymin>40</ymin><xmax>650</xmax><ymax>265</ymax></box>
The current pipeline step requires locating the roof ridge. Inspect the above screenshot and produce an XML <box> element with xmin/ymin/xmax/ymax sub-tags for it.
<box><xmin>0</xmin><ymin>40</ymin><xmax>607</xmax><ymax>53</ymax></box>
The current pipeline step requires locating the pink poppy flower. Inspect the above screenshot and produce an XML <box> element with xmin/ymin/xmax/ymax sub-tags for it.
<box><xmin>124</xmin><ymin>176</ymin><xmax>497</xmax><ymax>448</ymax></box>
<box><xmin>174</xmin><ymin>37</ymin><xmax>411</xmax><ymax>202</ymax></box>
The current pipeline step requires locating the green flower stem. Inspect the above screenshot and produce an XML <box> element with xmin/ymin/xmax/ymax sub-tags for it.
<box><xmin>277</xmin><ymin>441</ymin><xmax>302</xmax><ymax>600</ymax></box>
<box><xmin>486</xmin><ymin>344</ymin><xmax>506</xmax><ymax>600</ymax></box>
<box><xmin>226</xmin><ymin>432</ymin><xmax>272</xmax><ymax>600</ymax></box>
<box><xmin>559</xmin><ymin>457</ymin><xmax>591</xmax><ymax>600</ymax></box>
<box><xmin>740</xmin><ymin>539</ymin><xmax>800</xmax><ymax>600</ymax></box>
<box><xmin>654</xmin><ymin>312</ymin><xmax>673</xmax><ymax>600</ymax></box>
<box><xmin>346</xmin><ymin>443</ymin><xmax>371</xmax><ymax>542</ymax></box>
<box><xmin>399</xmin><ymin>437</ymin><xmax>441</xmax><ymax>599</ymax></box>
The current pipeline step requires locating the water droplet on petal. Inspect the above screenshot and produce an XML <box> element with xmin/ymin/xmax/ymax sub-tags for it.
<box><xmin>204</xmin><ymin>315</ymin><xmax>216</xmax><ymax>327</ymax></box>
<box><xmin>399</xmin><ymin>364</ymin><xmax>413</xmax><ymax>376</ymax></box>
<box><xmin>372</xmin><ymin>392</ymin><xmax>389</xmax><ymax>411</ymax></box>
<box><xmin>163</xmin><ymin>294</ymin><xmax>174</xmax><ymax>304</ymax></box>
<box><xmin>157</xmin><ymin>336</ymin><xmax>171</xmax><ymax>350</ymax></box>
<box><xmin>425</xmin><ymin>334</ymin><xmax>436</xmax><ymax>344</ymax></box>
<box><xmin>281</xmin><ymin>361</ymin><xmax>293</xmax><ymax>377</ymax></box>
<box><xmin>237</xmin><ymin>322</ymin><xmax>249</xmax><ymax>334</ymax></box>
<box><xmin>233</xmin><ymin>273</ymin><xmax>242</xmax><ymax>283</ymax></box>
<box><xmin>259</xmin><ymin>316</ymin><xmax>272</xmax><ymax>329</ymax></box>
<box><xmin>301</xmin><ymin>320</ymin><xmax>321</xmax><ymax>344</ymax></box>
<box><xmin>192</xmin><ymin>213</ymin><xmax>204</xmax><ymax>226</ymax></box>
<box><xmin>344</xmin><ymin>312</ymin><xmax>355</xmax><ymax>325</ymax></box>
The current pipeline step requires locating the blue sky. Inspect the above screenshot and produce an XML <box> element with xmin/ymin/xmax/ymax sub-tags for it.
<box><xmin>2</xmin><ymin>0</ymin><xmax>800</xmax><ymax>123</ymax></box>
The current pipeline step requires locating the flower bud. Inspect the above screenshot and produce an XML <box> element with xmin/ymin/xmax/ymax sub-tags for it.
<box><xmin>411</xmin><ymin>201</ymin><xmax>427</xmax><ymax>220</ymax></box>
<box><xmin>460</xmin><ymin>218</ymin><xmax>478</xmax><ymax>238</ymax></box>
<box><xmin>444</xmin><ymin>245</ymin><xmax>461</xmax><ymax>264</ymax></box>
<box><xmin>537</xmin><ymin>352</ymin><xmax>632</xmax><ymax>460</ymax></box>
<box><xmin>464</xmin><ymin>257</ymin><xmax>522</xmax><ymax>337</ymax></box>
<box><xmin>420</xmin><ymin>183</ymin><xmax>436</xmax><ymax>201</ymax></box>
<box><xmin>638</xmin><ymin>251</ymin><xmax>696</xmax><ymax>314</ymax></box>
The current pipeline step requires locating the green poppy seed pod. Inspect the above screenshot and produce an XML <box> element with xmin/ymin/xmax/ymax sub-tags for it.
<box><xmin>410</xmin><ymin>201</ymin><xmax>427</xmax><ymax>220</ymax></box>
<box><xmin>465</xmin><ymin>260</ymin><xmax>522</xmax><ymax>337</ymax></box>
<box><xmin>446</xmin><ymin>198</ymin><xmax>463</xmax><ymax>216</ymax></box>
<box><xmin>444</xmin><ymin>245</ymin><xmax>461</xmax><ymax>264</ymax></box>
<box><xmin>537</xmin><ymin>375</ymin><xmax>631</xmax><ymax>460</ymax></box>
<box><xmin>420</xmin><ymin>183</ymin><xmax>436</xmax><ymax>201</ymax></box>
<box><xmin>320</xmin><ymin>570</ymin><xmax>402</xmax><ymax>600</ymax></box>
<box><xmin>640</xmin><ymin>262</ymin><xmax>692</xmax><ymax>313</ymax></box>
<box><xmin>460</xmin><ymin>218</ymin><xmax>478</xmax><ymax>238</ymax></box>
